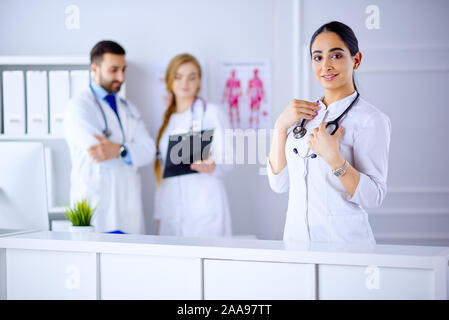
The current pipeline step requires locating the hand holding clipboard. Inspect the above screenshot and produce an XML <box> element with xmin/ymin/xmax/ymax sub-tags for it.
<box><xmin>162</xmin><ymin>129</ymin><xmax>215</xmax><ymax>178</ymax></box>
<box><xmin>190</xmin><ymin>156</ymin><xmax>216</xmax><ymax>173</ymax></box>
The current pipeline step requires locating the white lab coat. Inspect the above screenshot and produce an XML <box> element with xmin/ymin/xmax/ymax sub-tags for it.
<box><xmin>64</xmin><ymin>88</ymin><xmax>156</xmax><ymax>234</ymax></box>
<box><xmin>154</xmin><ymin>100</ymin><xmax>233</xmax><ymax>237</ymax></box>
<box><xmin>268</xmin><ymin>92</ymin><xmax>391</xmax><ymax>244</ymax></box>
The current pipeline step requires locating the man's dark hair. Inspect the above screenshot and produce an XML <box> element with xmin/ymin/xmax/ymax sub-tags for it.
<box><xmin>90</xmin><ymin>40</ymin><xmax>126</xmax><ymax>65</ymax></box>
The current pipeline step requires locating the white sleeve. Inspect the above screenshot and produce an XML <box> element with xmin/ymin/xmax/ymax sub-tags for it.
<box><xmin>63</xmin><ymin>98</ymin><xmax>104</xmax><ymax>151</ymax></box>
<box><xmin>126</xmin><ymin>104</ymin><xmax>156</xmax><ymax>169</ymax></box>
<box><xmin>345</xmin><ymin>113</ymin><xmax>391</xmax><ymax>208</ymax></box>
<box><xmin>267</xmin><ymin>158</ymin><xmax>289</xmax><ymax>194</ymax></box>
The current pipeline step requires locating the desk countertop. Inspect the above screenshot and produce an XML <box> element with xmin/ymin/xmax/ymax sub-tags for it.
<box><xmin>0</xmin><ymin>228</ymin><xmax>42</xmax><ymax>238</ymax></box>
<box><xmin>1</xmin><ymin>231</ymin><xmax>448</xmax><ymax>269</ymax></box>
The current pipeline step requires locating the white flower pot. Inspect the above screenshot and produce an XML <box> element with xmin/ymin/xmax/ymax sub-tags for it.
<box><xmin>69</xmin><ymin>225</ymin><xmax>95</xmax><ymax>233</ymax></box>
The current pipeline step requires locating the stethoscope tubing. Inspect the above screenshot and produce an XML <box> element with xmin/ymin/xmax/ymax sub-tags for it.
<box><xmin>89</xmin><ymin>84</ymin><xmax>126</xmax><ymax>144</ymax></box>
<box><xmin>291</xmin><ymin>92</ymin><xmax>360</xmax><ymax>159</ymax></box>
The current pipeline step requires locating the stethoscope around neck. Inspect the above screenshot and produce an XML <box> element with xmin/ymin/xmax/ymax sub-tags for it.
<box><xmin>188</xmin><ymin>96</ymin><xmax>207</xmax><ymax>134</ymax></box>
<box><xmin>156</xmin><ymin>95</ymin><xmax>207</xmax><ymax>161</ymax></box>
<box><xmin>89</xmin><ymin>83</ymin><xmax>126</xmax><ymax>144</ymax></box>
<box><xmin>291</xmin><ymin>92</ymin><xmax>360</xmax><ymax>159</ymax></box>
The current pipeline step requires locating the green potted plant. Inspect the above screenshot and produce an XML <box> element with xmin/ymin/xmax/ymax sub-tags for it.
<box><xmin>64</xmin><ymin>199</ymin><xmax>96</xmax><ymax>233</ymax></box>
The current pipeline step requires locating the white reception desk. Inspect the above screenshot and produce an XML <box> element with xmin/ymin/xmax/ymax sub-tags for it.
<box><xmin>0</xmin><ymin>231</ymin><xmax>448</xmax><ymax>300</ymax></box>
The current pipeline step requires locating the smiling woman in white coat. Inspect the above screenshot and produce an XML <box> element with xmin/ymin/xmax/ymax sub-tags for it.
<box><xmin>153</xmin><ymin>53</ymin><xmax>232</xmax><ymax>237</ymax></box>
<box><xmin>64</xmin><ymin>41</ymin><xmax>156</xmax><ymax>234</ymax></box>
<box><xmin>268</xmin><ymin>21</ymin><xmax>391</xmax><ymax>244</ymax></box>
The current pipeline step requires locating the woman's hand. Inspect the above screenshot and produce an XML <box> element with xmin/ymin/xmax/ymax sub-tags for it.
<box><xmin>190</xmin><ymin>157</ymin><xmax>216</xmax><ymax>174</ymax></box>
<box><xmin>269</xmin><ymin>99</ymin><xmax>319</xmax><ymax>174</ymax></box>
<box><xmin>307</xmin><ymin>122</ymin><xmax>345</xmax><ymax>168</ymax></box>
<box><xmin>274</xmin><ymin>99</ymin><xmax>320</xmax><ymax>131</ymax></box>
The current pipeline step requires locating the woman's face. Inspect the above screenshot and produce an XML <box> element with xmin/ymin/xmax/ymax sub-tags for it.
<box><xmin>172</xmin><ymin>62</ymin><xmax>201</xmax><ymax>100</ymax></box>
<box><xmin>311</xmin><ymin>32</ymin><xmax>361</xmax><ymax>92</ymax></box>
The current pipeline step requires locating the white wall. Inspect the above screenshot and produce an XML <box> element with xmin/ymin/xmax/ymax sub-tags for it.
<box><xmin>1</xmin><ymin>0</ymin><xmax>448</xmax><ymax>245</ymax></box>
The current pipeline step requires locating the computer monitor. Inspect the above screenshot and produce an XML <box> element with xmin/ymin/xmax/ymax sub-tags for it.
<box><xmin>0</xmin><ymin>142</ymin><xmax>49</xmax><ymax>230</ymax></box>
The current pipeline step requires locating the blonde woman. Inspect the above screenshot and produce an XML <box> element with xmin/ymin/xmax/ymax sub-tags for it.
<box><xmin>154</xmin><ymin>53</ymin><xmax>232</xmax><ymax>237</ymax></box>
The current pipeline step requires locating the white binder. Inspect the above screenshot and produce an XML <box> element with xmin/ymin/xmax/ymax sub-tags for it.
<box><xmin>2</xmin><ymin>71</ymin><xmax>25</xmax><ymax>136</ymax></box>
<box><xmin>70</xmin><ymin>70</ymin><xmax>89</xmax><ymax>99</ymax></box>
<box><xmin>26</xmin><ymin>71</ymin><xmax>49</xmax><ymax>136</ymax></box>
<box><xmin>49</xmin><ymin>71</ymin><xmax>70</xmax><ymax>137</ymax></box>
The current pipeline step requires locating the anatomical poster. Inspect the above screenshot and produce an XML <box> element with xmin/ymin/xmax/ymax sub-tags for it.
<box><xmin>217</xmin><ymin>60</ymin><xmax>271</xmax><ymax>130</ymax></box>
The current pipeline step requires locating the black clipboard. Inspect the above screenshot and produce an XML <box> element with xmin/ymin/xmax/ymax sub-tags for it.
<box><xmin>162</xmin><ymin>129</ymin><xmax>214</xmax><ymax>179</ymax></box>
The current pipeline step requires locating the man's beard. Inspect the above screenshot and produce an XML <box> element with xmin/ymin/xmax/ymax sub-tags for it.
<box><xmin>99</xmin><ymin>73</ymin><xmax>122</xmax><ymax>93</ymax></box>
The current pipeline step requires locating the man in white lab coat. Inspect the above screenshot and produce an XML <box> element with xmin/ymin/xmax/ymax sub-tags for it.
<box><xmin>64</xmin><ymin>40</ymin><xmax>156</xmax><ymax>234</ymax></box>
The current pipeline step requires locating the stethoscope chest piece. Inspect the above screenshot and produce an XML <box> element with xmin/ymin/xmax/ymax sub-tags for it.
<box><xmin>292</xmin><ymin>125</ymin><xmax>307</xmax><ymax>139</ymax></box>
<box><xmin>103</xmin><ymin>128</ymin><xmax>112</xmax><ymax>138</ymax></box>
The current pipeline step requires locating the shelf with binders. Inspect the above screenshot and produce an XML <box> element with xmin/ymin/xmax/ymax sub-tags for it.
<box><xmin>0</xmin><ymin>57</ymin><xmax>93</xmax><ymax>230</ymax></box>
<box><xmin>0</xmin><ymin>57</ymin><xmax>91</xmax><ymax>139</ymax></box>
<box><xmin>0</xmin><ymin>57</ymin><xmax>129</xmax><ymax>230</ymax></box>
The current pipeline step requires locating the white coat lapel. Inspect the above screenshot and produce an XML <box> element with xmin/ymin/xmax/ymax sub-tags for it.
<box><xmin>117</xmin><ymin>98</ymin><xmax>129</xmax><ymax>143</ymax></box>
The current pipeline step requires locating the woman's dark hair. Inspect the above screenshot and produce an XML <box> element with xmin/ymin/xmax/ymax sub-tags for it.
<box><xmin>90</xmin><ymin>40</ymin><xmax>126</xmax><ymax>65</ymax></box>
<box><xmin>309</xmin><ymin>21</ymin><xmax>359</xmax><ymax>91</ymax></box>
